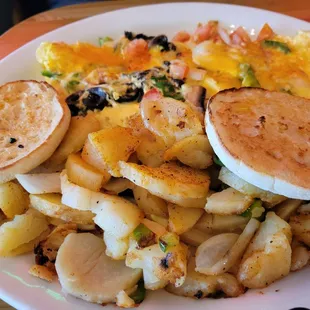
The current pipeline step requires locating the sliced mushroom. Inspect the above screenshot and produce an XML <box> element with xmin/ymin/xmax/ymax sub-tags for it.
<box><xmin>115</xmin><ymin>87</ymin><xmax>144</xmax><ymax>103</ymax></box>
<box><xmin>55</xmin><ymin>233</ymin><xmax>142</xmax><ymax>304</ymax></box>
<box><xmin>149</xmin><ymin>35</ymin><xmax>176</xmax><ymax>52</ymax></box>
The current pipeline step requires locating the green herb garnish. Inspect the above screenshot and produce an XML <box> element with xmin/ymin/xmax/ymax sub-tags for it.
<box><xmin>159</xmin><ymin>232</ymin><xmax>179</xmax><ymax>253</ymax></box>
<box><xmin>129</xmin><ymin>279</ymin><xmax>146</xmax><ymax>304</ymax></box>
<box><xmin>151</xmin><ymin>76</ymin><xmax>184</xmax><ymax>100</ymax></box>
<box><xmin>66</xmin><ymin>80</ymin><xmax>80</xmax><ymax>92</ymax></box>
<box><xmin>99</xmin><ymin>36</ymin><xmax>113</xmax><ymax>47</ymax></box>
<box><xmin>41</xmin><ymin>70</ymin><xmax>62</xmax><ymax>79</ymax></box>
<box><xmin>262</xmin><ymin>40</ymin><xmax>291</xmax><ymax>54</ymax></box>
<box><xmin>213</xmin><ymin>154</ymin><xmax>225</xmax><ymax>167</ymax></box>
<box><xmin>239</xmin><ymin>64</ymin><xmax>260</xmax><ymax>88</ymax></box>
<box><xmin>72</xmin><ymin>72</ymin><xmax>80</xmax><ymax>78</ymax></box>
<box><xmin>241</xmin><ymin>199</ymin><xmax>265</xmax><ymax>219</ymax></box>
<box><xmin>133</xmin><ymin>223</ymin><xmax>154</xmax><ymax>245</ymax></box>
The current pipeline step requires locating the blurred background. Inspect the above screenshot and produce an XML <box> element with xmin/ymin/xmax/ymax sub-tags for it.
<box><xmin>0</xmin><ymin>0</ymin><xmax>101</xmax><ymax>34</ymax></box>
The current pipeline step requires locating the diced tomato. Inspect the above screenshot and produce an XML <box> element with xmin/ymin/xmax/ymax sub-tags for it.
<box><xmin>172</xmin><ymin>31</ymin><xmax>191</xmax><ymax>43</ymax></box>
<box><xmin>230</xmin><ymin>26</ymin><xmax>251</xmax><ymax>46</ymax></box>
<box><xmin>217</xmin><ymin>27</ymin><xmax>232</xmax><ymax>45</ymax></box>
<box><xmin>256</xmin><ymin>23</ymin><xmax>274</xmax><ymax>42</ymax></box>
<box><xmin>192</xmin><ymin>21</ymin><xmax>219</xmax><ymax>44</ymax></box>
<box><xmin>170</xmin><ymin>60</ymin><xmax>189</xmax><ymax>80</ymax></box>
<box><xmin>124</xmin><ymin>39</ymin><xmax>149</xmax><ymax>58</ymax></box>
<box><xmin>143</xmin><ymin>88</ymin><xmax>162</xmax><ymax>101</ymax></box>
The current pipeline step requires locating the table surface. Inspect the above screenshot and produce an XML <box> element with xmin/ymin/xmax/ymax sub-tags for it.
<box><xmin>0</xmin><ymin>0</ymin><xmax>309</xmax><ymax>308</ymax></box>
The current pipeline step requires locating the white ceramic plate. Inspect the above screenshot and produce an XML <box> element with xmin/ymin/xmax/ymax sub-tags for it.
<box><xmin>1</xmin><ymin>3</ymin><xmax>310</xmax><ymax>310</ymax></box>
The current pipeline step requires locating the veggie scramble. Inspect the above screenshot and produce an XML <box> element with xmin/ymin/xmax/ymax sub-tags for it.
<box><xmin>1</xmin><ymin>21</ymin><xmax>310</xmax><ymax>308</ymax></box>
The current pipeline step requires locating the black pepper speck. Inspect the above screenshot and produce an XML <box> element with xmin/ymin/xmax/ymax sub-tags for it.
<box><xmin>18</xmin><ymin>144</ymin><xmax>24</xmax><ymax>148</ymax></box>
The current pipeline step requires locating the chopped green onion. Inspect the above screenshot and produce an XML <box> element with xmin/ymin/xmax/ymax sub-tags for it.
<box><xmin>99</xmin><ymin>36</ymin><xmax>113</xmax><ymax>47</ymax></box>
<box><xmin>151</xmin><ymin>76</ymin><xmax>184</xmax><ymax>100</ymax></box>
<box><xmin>262</xmin><ymin>40</ymin><xmax>291</xmax><ymax>54</ymax></box>
<box><xmin>133</xmin><ymin>223</ymin><xmax>155</xmax><ymax>248</ymax></box>
<box><xmin>133</xmin><ymin>224</ymin><xmax>152</xmax><ymax>241</ymax></box>
<box><xmin>241</xmin><ymin>199</ymin><xmax>265</xmax><ymax>219</ymax></box>
<box><xmin>72</xmin><ymin>72</ymin><xmax>80</xmax><ymax>78</ymax></box>
<box><xmin>213</xmin><ymin>154</ymin><xmax>225</xmax><ymax>167</ymax></box>
<box><xmin>66</xmin><ymin>80</ymin><xmax>80</xmax><ymax>92</ymax></box>
<box><xmin>129</xmin><ymin>279</ymin><xmax>146</xmax><ymax>304</ymax></box>
<box><xmin>239</xmin><ymin>64</ymin><xmax>260</xmax><ymax>88</ymax></box>
<box><xmin>159</xmin><ymin>232</ymin><xmax>179</xmax><ymax>253</ymax></box>
<box><xmin>41</xmin><ymin>70</ymin><xmax>62</xmax><ymax>79</ymax></box>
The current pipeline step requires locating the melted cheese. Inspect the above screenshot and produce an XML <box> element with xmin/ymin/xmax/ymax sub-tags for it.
<box><xmin>97</xmin><ymin>104</ymin><xmax>140</xmax><ymax>129</ymax></box>
<box><xmin>36</xmin><ymin>31</ymin><xmax>310</xmax><ymax>100</ymax></box>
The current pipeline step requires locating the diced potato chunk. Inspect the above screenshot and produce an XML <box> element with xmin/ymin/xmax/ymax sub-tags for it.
<box><xmin>205</xmin><ymin>188</ymin><xmax>253</xmax><ymax>215</ymax></box>
<box><xmin>0</xmin><ymin>182</ymin><xmax>29</xmax><ymax>219</ymax></box>
<box><xmin>0</xmin><ymin>212</ymin><xmax>48</xmax><ymax>256</ymax></box>
<box><xmin>81</xmin><ymin>138</ymin><xmax>110</xmax><ymax>176</ymax></box>
<box><xmin>103</xmin><ymin>178</ymin><xmax>133</xmax><ymax>195</ymax></box>
<box><xmin>126</xmin><ymin>239</ymin><xmax>188</xmax><ymax>288</ymax></box>
<box><xmin>180</xmin><ymin>228</ymin><xmax>212</xmax><ymax>247</ymax></box>
<box><xmin>34</xmin><ymin>223</ymin><xmax>77</xmax><ymax>270</ymax></box>
<box><xmin>104</xmin><ymin>232</ymin><xmax>129</xmax><ymax>260</ymax></box>
<box><xmin>30</xmin><ymin>193</ymin><xmax>94</xmax><ymax>225</ymax></box>
<box><xmin>166</xmin><ymin>259</ymin><xmax>244</xmax><ymax>298</ymax></box>
<box><xmin>94</xmin><ymin>199</ymin><xmax>143</xmax><ymax>239</ymax></box>
<box><xmin>195</xmin><ymin>213</ymin><xmax>249</xmax><ymax>234</ymax></box>
<box><xmin>133</xmin><ymin>186</ymin><xmax>168</xmax><ymax>217</ymax></box>
<box><xmin>195</xmin><ymin>233</ymin><xmax>239</xmax><ymax>274</ymax></box>
<box><xmin>66</xmin><ymin>153</ymin><xmax>107</xmax><ymax>191</ymax></box>
<box><xmin>164</xmin><ymin>135</ymin><xmax>213</xmax><ymax>169</ymax></box>
<box><xmin>289</xmin><ymin>214</ymin><xmax>310</xmax><ymax>247</ymax></box>
<box><xmin>237</xmin><ymin>212</ymin><xmax>292</xmax><ymax>288</ymax></box>
<box><xmin>9</xmin><ymin>228</ymin><xmax>50</xmax><ymax>256</ymax></box>
<box><xmin>148</xmin><ymin>214</ymin><xmax>169</xmax><ymax>228</ymax></box>
<box><xmin>274</xmin><ymin>199</ymin><xmax>302</xmax><ymax>221</ymax></box>
<box><xmin>120</xmin><ymin>162</ymin><xmax>210</xmax><ymax>201</ymax></box>
<box><xmin>116</xmin><ymin>290</ymin><xmax>135</xmax><ymax>308</ymax></box>
<box><xmin>195</xmin><ymin>219</ymin><xmax>259</xmax><ymax>275</ymax></box>
<box><xmin>45</xmin><ymin>114</ymin><xmax>101</xmax><ymax>168</ymax></box>
<box><xmin>60</xmin><ymin>171</ymin><xmax>143</xmax><ymax>238</ymax></box>
<box><xmin>28</xmin><ymin>264</ymin><xmax>55</xmax><ymax>282</ymax></box>
<box><xmin>16</xmin><ymin>173</ymin><xmax>61</xmax><ymax>194</ymax></box>
<box><xmin>168</xmin><ymin>204</ymin><xmax>204</xmax><ymax>235</ymax></box>
<box><xmin>136</xmin><ymin>133</ymin><xmax>167</xmax><ymax>168</ymax></box>
<box><xmin>291</xmin><ymin>240</ymin><xmax>310</xmax><ymax>271</ymax></box>
<box><xmin>82</xmin><ymin>126</ymin><xmax>140</xmax><ymax>177</ymax></box>
<box><xmin>163</xmin><ymin>194</ymin><xmax>207</xmax><ymax>209</ymax></box>
<box><xmin>219</xmin><ymin>167</ymin><xmax>286</xmax><ymax>206</ymax></box>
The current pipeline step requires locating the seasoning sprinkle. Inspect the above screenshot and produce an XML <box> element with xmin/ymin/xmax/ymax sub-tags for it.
<box><xmin>9</xmin><ymin>138</ymin><xmax>17</xmax><ymax>144</ymax></box>
<box><xmin>18</xmin><ymin>144</ymin><xmax>24</xmax><ymax>149</ymax></box>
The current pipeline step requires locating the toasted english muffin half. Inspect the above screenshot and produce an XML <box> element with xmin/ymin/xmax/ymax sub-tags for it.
<box><xmin>205</xmin><ymin>88</ymin><xmax>310</xmax><ymax>199</ymax></box>
<box><xmin>0</xmin><ymin>80</ymin><xmax>70</xmax><ymax>183</ymax></box>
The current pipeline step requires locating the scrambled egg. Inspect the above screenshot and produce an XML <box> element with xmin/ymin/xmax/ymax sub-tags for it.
<box><xmin>36</xmin><ymin>30</ymin><xmax>310</xmax><ymax>99</ymax></box>
<box><xmin>192</xmin><ymin>32</ymin><xmax>310</xmax><ymax>98</ymax></box>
